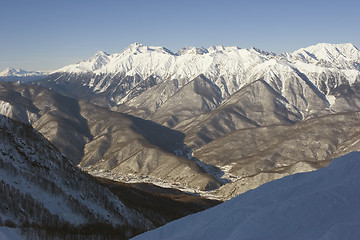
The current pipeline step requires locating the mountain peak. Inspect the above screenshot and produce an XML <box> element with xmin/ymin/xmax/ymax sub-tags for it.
<box><xmin>207</xmin><ymin>45</ymin><xmax>226</xmax><ymax>53</ymax></box>
<box><xmin>0</xmin><ymin>67</ymin><xmax>45</xmax><ymax>77</ymax></box>
<box><xmin>123</xmin><ymin>42</ymin><xmax>175</xmax><ymax>56</ymax></box>
<box><xmin>0</xmin><ymin>67</ymin><xmax>17</xmax><ymax>76</ymax></box>
<box><xmin>292</xmin><ymin>42</ymin><xmax>360</xmax><ymax>63</ymax></box>
<box><xmin>308</xmin><ymin>42</ymin><xmax>359</xmax><ymax>54</ymax></box>
<box><xmin>126</xmin><ymin>42</ymin><xmax>144</xmax><ymax>50</ymax></box>
<box><xmin>177</xmin><ymin>47</ymin><xmax>209</xmax><ymax>55</ymax></box>
<box><xmin>314</xmin><ymin>42</ymin><xmax>357</xmax><ymax>49</ymax></box>
<box><xmin>94</xmin><ymin>50</ymin><xmax>109</xmax><ymax>57</ymax></box>
<box><xmin>81</xmin><ymin>50</ymin><xmax>111</xmax><ymax>71</ymax></box>
<box><xmin>90</xmin><ymin>50</ymin><xmax>110</xmax><ymax>61</ymax></box>
<box><xmin>250</xmin><ymin>47</ymin><xmax>274</xmax><ymax>56</ymax></box>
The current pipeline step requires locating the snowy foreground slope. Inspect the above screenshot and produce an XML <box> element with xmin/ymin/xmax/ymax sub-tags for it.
<box><xmin>0</xmin><ymin>227</ymin><xmax>23</xmax><ymax>240</ymax></box>
<box><xmin>133</xmin><ymin>152</ymin><xmax>360</xmax><ymax>240</ymax></box>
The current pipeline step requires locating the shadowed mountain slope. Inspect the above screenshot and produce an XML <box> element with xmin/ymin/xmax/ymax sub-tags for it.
<box><xmin>0</xmin><ymin>114</ymin><xmax>152</xmax><ymax>239</ymax></box>
<box><xmin>0</xmin><ymin>83</ymin><xmax>221</xmax><ymax>193</ymax></box>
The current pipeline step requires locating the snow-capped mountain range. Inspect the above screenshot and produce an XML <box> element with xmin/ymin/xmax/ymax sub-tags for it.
<box><xmin>1</xmin><ymin>42</ymin><xmax>358</xmax><ymax>200</ymax></box>
<box><xmin>27</xmin><ymin>42</ymin><xmax>358</xmax><ymax>127</ymax></box>
<box><xmin>57</xmin><ymin>42</ymin><xmax>360</xmax><ymax>75</ymax></box>
<box><xmin>54</xmin><ymin>42</ymin><xmax>359</xmax><ymax>101</ymax></box>
<box><xmin>0</xmin><ymin>68</ymin><xmax>46</xmax><ymax>77</ymax></box>
<box><xmin>0</xmin><ymin>68</ymin><xmax>48</xmax><ymax>83</ymax></box>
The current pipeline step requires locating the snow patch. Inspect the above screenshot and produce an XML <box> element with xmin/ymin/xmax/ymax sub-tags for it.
<box><xmin>327</xmin><ymin>95</ymin><xmax>336</xmax><ymax>106</ymax></box>
<box><xmin>0</xmin><ymin>227</ymin><xmax>25</xmax><ymax>240</ymax></box>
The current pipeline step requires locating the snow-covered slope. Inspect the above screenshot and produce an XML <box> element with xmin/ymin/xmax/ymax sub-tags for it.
<box><xmin>0</xmin><ymin>227</ymin><xmax>24</xmax><ymax>240</ymax></box>
<box><xmin>0</xmin><ymin>114</ymin><xmax>152</xmax><ymax>237</ymax></box>
<box><xmin>133</xmin><ymin>152</ymin><xmax>360</xmax><ymax>240</ymax></box>
<box><xmin>290</xmin><ymin>43</ymin><xmax>360</xmax><ymax>69</ymax></box>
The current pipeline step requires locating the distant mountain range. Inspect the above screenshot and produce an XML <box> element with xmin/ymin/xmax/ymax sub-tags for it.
<box><xmin>0</xmin><ymin>68</ymin><xmax>48</xmax><ymax>82</ymax></box>
<box><xmin>0</xmin><ymin>68</ymin><xmax>46</xmax><ymax>77</ymax></box>
<box><xmin>32</xmin><ymin>42</ymin><xmax>360</xmax><ymax>112</ymax></box>
<box><xmin>1</xmin><ymin>42</ymin><xmax>360</xmax><ymax>238</ymax></box>
<box><xmin>1</xmin><ymin>42</ymin><xmax>359</xmax><ymax>201</ymax></box>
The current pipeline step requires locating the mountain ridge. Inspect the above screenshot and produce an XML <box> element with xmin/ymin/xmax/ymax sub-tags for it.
<box><xmin>0</xmin><ymin>68</ymin><xmax>47</xmax><ymax>77</ymax></box>
<box><xmin>55</xmin><ymin>42</ymin><xmax>359</xmax><ymax>74</ymax></box>
<box><xmin>37</xmin><ymin>42</ymin><xmax>359</xmax><ymax>113</ymax></box>
<box><xmin>1</xmin><ymin>42</ymin><xmax>359</xmax><ymax>200</ymax></box>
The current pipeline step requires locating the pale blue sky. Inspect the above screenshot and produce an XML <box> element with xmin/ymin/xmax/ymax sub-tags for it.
<box><xmin>1</xmin><ymin>0</ymin><xmax>359</xmax><ymax>71</ymax></box>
